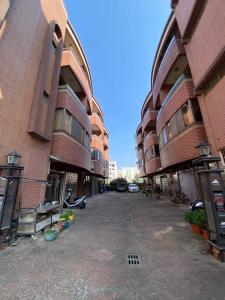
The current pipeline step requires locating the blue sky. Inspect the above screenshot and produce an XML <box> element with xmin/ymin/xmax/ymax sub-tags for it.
<box><xmin>64</xmin><ymin>0</ymin><xmax>171</xmax><ymax>169</ymax></box>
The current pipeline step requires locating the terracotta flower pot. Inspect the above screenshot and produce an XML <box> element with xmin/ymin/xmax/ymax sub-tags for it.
<box><xmin>202</xmin><ymin>229</ymin><xmax>209</xmax><ymax>240</ymax></box>
<box><xmin>191</xmin><ymin>224</ymin><xmax>202</xmax><ymax>235</ymax></box>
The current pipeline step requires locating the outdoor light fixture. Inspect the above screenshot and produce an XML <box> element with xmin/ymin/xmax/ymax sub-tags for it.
<box><xmin>195</xmin><ymin>142</ymin><xmax>211</xmax><ymax>157</ymax></box>
<box><xmin>7</xmin><ymin>150</ymin><xmax>21</xmax><ymax>166</ymax></box>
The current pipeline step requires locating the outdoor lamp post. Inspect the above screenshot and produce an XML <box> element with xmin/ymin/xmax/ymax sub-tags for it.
<box><xmin>0</xmin><ymin>151</ymin><xmax>23</xmax><ymax>246</ymax></box>
<box><xmin>195</xmin><ymin>142</ymin><xmax>211</xmax><ymax>157</ymax></box>
<box><xmin>193</xmin><ymin>143</ymin><xmax>225</xmax><ymax>262</ymax></box>
<box><xmin>7</xmin><ymin>150</ymin><xmax>21</xmax><ymax>166</ymax></box>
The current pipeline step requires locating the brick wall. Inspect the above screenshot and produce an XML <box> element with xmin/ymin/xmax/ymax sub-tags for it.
<box><xmin>0</xmin><ymin>0</ymin><xmax>67</xmax><ymax>208</ymax></box>
<box><xmin>160</xmin><ymin>124</ymin><xmax>207</xmax><ymax>168</ymax></box>
<box><xmin>184</xmin><ymin>0</ymin><xmax>225</xmax><ymax>86</ymax></box>
<box><xmin>157</xmin><ymin>79</ymin><xmax>194</xmax><ymax>134</ymax></box>
<box><xmin>51</xmin><ymin>132</ymin><xmax>91</xmax><ymax>171</ymax></box>
<box><xmin>198</xmin><ymin>75</ymin><xmax>225</xmax><ymax>152</ymax></box>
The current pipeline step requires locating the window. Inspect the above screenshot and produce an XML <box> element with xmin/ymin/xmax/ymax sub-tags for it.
<box><xmin>191</xmin><ymin>99</ymin><xmax>203</xmax><ymax>122</ymax></box>
<box><xmin>54</xmin><ymin>108</ymin><xmax>89</xmax><ymax>148</ymax></box>
<box><xmin>64</xmin><ymin>111</ymin><xmax>72</xmax><ymax>133</ymax></box>
<box><xmin>54</xmin><ymin>109</ymin><xmax>63</xmax><ymax>130</ymax></box>
<box><xmin>91</xmin><ymin>148</ymin><xmax>102</xmax><ymax>161</ymax></box>
<box><xmin>181</xmin><ymin>101</ymin><xmax>194</xmax><ymax>127</ymax></box>
<box><xmin>0</xmin><ymin>0</ymin><xmax>11</xmax><ymax>28</ymax></box>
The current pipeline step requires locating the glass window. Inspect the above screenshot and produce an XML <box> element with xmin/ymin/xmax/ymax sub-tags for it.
<box><xmin>181</xmin><ymin>102</ymin><xmax>194</xmax><ymax>127</ymax></box>
<box><xmin>0</xmin><ymin>0</ymin><xmax>11</xmax><ymax>27</ymax></box>
<box><xmin>54</xmin><ymin>109</ymin><xmax>63</xmax><ymax>130</ymax></box>
<box><xmin>64</xmin><ymin>111</ymin><xmax>72</xmax><ymax>133</ymax></box>
<box><xmin>170</xmin><ymin>114</ymin><xmax>178</xmax><ymax>137</ymax></box>
<box><xmin>167</xmin><ymin>121</ymin><xmax>173</xmax><ymax>140</ymax></box>
<box><xmin>176</xmin><ymin>109</ymin><xmax>185</xmax><ymax>131</ymax></box>
<box><xmin>191</xmin><ymin>99</ymin><xmax>203</xmax><ymax>122</ymax></box>
<box><xmin>155</xmin><ymin>144</ymin><xmax>160</xmax><ymax>156</ymax></box>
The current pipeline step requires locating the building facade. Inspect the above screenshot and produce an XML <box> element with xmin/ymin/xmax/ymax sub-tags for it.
<box><xmin>136</xmin><ymin>0</ymin><xmax>225</xmax><ymax>200</ymax></box>
<box><xmin>109</xmin><ymin>161</ymin><xmax>118</xmax><ymax>182</ymax></box>
<box><xmin>0</xmin><ymin>0</ymin><xmax>109</xmax><ymax>242</ymax></box>
<box><xmin>121</xmin><ymin>167</ymin><xmax>139</xmax><ymax>183</ymax></box>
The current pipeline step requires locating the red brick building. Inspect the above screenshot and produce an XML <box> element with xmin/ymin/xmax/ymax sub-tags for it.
<box><xmin>136</xmin><ymin>1</ymin><xmax>225</xmax><ymax>200</ymax></box>
<box><xmin>0</xmin><ymin>0</ymin><xmax>109</xmax><ymax>240</ymax></box>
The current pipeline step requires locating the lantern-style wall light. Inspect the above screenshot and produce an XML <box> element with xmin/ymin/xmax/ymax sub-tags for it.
<box><xmin>195</xmin><ymin>142</ymin><xmax>211</xmax><ymax>157</ymax></box>
<box><xmin>7</xmin><ymin>151</ymin><xmax>21</xmax><ymax>166</ymax></box>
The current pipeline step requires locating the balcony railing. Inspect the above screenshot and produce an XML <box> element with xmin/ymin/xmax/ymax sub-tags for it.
<box><xmin>58</xmin><ymin>84</ymin><xmax>86</xmax><ymax>112</ymax></box>
<box><xmin>144</xmin><ymin>130</ymin><xmax>157</xmax><ymax>142</ymax></box>
<box><xmin>156</xmin><ymin>36</ymin><xmax>176</xmax><ymax>79</ymax></box>
<box><xmin>63</xmin><ymin>47</ymin><xmax>90</xmax><ymax>86</ymax></box>
<box><xmin>157</xmin><ymin>74</ymin><xmax>190</xmax><ymax>119</ymax></box>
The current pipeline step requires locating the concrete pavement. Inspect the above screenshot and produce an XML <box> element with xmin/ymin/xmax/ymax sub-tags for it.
<box><xmin>0</xmin><ymin>192</ymin><xmax>225</xmax><ymax>300</ymax></box>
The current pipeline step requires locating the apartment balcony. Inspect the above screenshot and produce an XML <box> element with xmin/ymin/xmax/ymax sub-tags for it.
<box><xmin>160</xmin><ymin>124</ymin><xmax>207</xmax><ymax>169</ymax></box>
<box><xmin>90</xmin><ymin>113</ymin><xmax>104</xmax><ymax>135</ymax></box>
<box><xmin>92</xmin><ymin>135</ymin><xmax>104</xmax><ymax>152</ymax></box>
<box><xmin>145</xmin><ymin>157</ymin><xmax>161</xmax><ymax>176</ymax></box>
<box><xmin>61</xmin><ymin>48</ymin><xmax>92</xmax><ymax>109</ymax></box>
<box><xmin>142</xmin><ymin>109</ymin><xmax>158</xmax><ymax>133</ymax></box>
<box><xmin>103</xmin><ymin>160</ymin><xmax>109</xmax><ymax>178</ymax></box>
<box><xmin>143</xmin><ymin>131</ymin><xmax>158</xmax><ymax>153</ymax></box>
<box><xmin>103</xmin><ymin>135</ymin><xmax>109</xmax><ymax>150</ymax></box>
<box><xmin>92</xmin><ymin>159</ymin><xmax>104</xmax><ymax>177</ymax></box>
<box><xmin>156</xmin><ymin>75</ymin><xmax>194</xmax><ymax>134</ymax></box>
<box><xmin>137</xmin><ymin>133</ymin><xmax>143</xmax><ymax>147</ymax></box>
<box><xmin>153</xmin><ymin>37</ymin><xmax>186</xmax><ymax>107</ymax></box>
<box><xmin>51</xmin><ymin>132</ymin><xmax>91</xmax><ymax>172</ymax></box>
<box><xmin>57</xmin><ymin>85</ymin><xmax>92</xmax><ymax>136</ymax></box>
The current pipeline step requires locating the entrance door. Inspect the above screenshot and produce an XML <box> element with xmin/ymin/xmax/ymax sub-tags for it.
<box><xmin>45</xmin><ymin>172</ymin><xmax>63</xmax><ymax>204</ymax></box>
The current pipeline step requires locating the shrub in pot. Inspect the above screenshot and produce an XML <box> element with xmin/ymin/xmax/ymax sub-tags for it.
<box><xmin>184</xmin><ymin>210</ymin><xmax>203</xmax><ymax>235</ymax></box>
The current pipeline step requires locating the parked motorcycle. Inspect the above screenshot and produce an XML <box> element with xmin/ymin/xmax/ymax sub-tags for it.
<box><xmin>63</xmin><ymin>189</ymin><xmax>86</xmax><ymax>209</ymax></box>
<box><xmin>189</xmin><ymin>198</ymin><xmax>204</xmax><ymax>211</ymax></box>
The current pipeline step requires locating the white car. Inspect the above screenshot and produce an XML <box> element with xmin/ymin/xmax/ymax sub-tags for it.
<box><xmin>128</xmin><ymin>183</ymin><xmax>139</xmax><ymax>193</ymax></box>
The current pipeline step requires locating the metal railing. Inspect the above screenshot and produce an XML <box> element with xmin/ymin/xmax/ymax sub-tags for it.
<box><xmin>144</xmin><ymin>130</ymin><xmax>157</xmax><ymax>142</ymax></box>
<box><xmin>63</xmin><ymin>47</ymin><xmax>91</xmax><ymax>86</ymax></box>
<box><xmin>58</xmin><ymin>84</ymin><xmax>86</xmax><ymax>113</ymax></box>
<box><xmin>157</xmin><ymin>74</ymin><xmax>191</xmax><ymax>119</ymax></box>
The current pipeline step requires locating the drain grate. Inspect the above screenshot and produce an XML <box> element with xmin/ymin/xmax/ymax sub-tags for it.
<box><xmin>126</xmin><ymin>254</ymin><xmax>142</xmax><ymax>267</ymax></box>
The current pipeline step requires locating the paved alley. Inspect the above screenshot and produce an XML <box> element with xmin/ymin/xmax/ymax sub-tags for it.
<box><xmin>1</xmin><ymin>192</ymin><xmax>225</xmax><ymax>300</ymax></box>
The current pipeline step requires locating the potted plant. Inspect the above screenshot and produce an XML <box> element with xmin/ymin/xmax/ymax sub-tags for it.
<box><xmin>184</xmin><ymin>210</ymin><xmax>202</xmax><ymax>235</ymax></box>
<box><xmin>59</xmin><ymin>210</ymin><xmax>75</xmax><ymax>228</ymax></box>
<box><xmin>198</xmin><ymin>210</ymin><xmax>208</xmax><ymax>240</ymax></box>
<box><xmin>44</xmin><ymin>228</ymin><xmax>57</xmax><ymax>241</ymax></box>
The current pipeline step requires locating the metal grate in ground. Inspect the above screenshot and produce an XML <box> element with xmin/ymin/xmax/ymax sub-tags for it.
<box><xmin>126</xmin><ymin>254</ymin><xmax>142</xmax><ymax>267</ymax></box>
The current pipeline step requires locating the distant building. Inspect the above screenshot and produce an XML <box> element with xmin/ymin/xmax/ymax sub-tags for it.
<box><xmin>121</xmin><ymin>167</ymin><xmax>139</xmax><ymax>183</ymax></box>
<box><xmin>109</xmin><ymin>161</ymin><xmax>118</xmax><ymax>181</ymax></box>
<box><xmin>117</xmin><ymin>170</ymin><xmax>122</xmax><ymax>178</ymax></box>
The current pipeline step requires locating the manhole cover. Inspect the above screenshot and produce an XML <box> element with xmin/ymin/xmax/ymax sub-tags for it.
<box><xmin>126</xmin><ymin>254</ymin><xmax>142</xmax><ymax>267</ymax></box>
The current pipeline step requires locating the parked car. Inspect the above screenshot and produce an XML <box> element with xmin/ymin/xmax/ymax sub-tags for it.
<box><xmin>116</xmin><ymin>178</ymin><xmax>127</xmax><ymax>192</ymax></box>
<box><xmin>128</xmin><ymin>183</ymin><xmax>139</xmax><ymax>193</ymax></box>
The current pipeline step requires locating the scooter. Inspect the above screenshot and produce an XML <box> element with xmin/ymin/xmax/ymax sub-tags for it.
<box><xmin>63</xmin><ymin>189</ymin><xmax>86</xmax><ymax>209</ymax></box>
<box><xmin>189</xmin><ymin>198</ymin><xmax>204</xmax><ymax>211</ymax></box>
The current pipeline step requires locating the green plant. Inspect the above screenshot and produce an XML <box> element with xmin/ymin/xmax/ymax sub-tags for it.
<box><xmin>184</xmin><ymin>210</ymin><xmax>207</xmax><ymax>229</ymax></box>
<box><xmin>44</xmin><ymin>228</ymin><xmax>57</xmax><ymax>234</ymax></box>
<box><xmin>193</xmin><ymin>210</ymin><xmax>206</xmax><ymax>229</ymax></box>
<box><xmin>60</xmin><ymin>210</ymin><xmax>74</xmax><ymax>221</ymax></box>
<box><xmin>184</xmin><ymin>211</ymin><xmax>194</xmax><ymax>224</ymax></box>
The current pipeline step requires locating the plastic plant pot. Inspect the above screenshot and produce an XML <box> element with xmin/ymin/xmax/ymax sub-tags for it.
<box><xmin>44</xmin><ymin>230</ymin><xmax>57</xmax><ymax>241</ymax></box>
<box><xmin>191</xmin><ymin>224</ymin><xmax>202</xmax><ymax>235</ymax></box>
<box><xmin>63</xmin><ymin>220</ymin><xmax>70</xmax><ymax>229</ymax></box>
